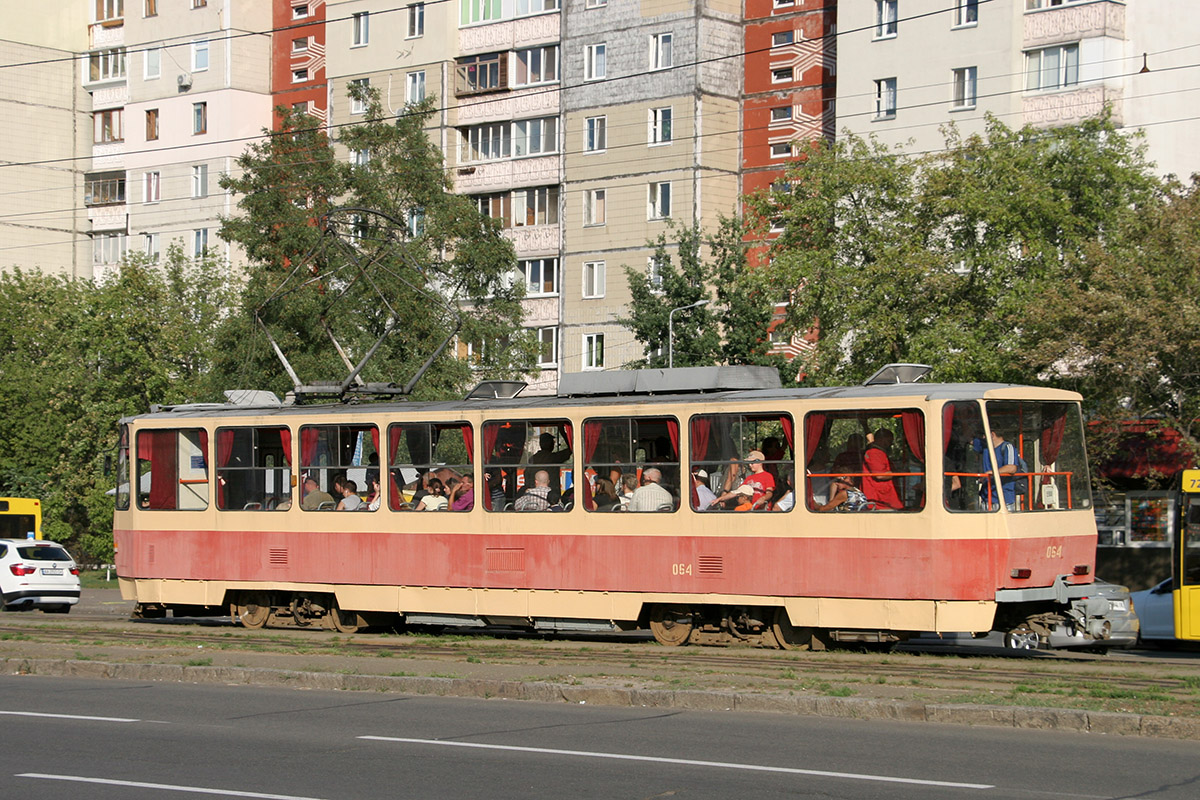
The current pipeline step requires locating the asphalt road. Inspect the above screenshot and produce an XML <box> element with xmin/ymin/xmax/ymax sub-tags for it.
<box><xmin>2</xmin><ymin>675</ymin><xmax>1198</xmax><ymax>800</ymax></box>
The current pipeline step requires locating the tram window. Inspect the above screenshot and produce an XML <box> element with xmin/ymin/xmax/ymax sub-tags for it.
<box><xmin>386</xmin><ymin>422</ymin><xmax>473</xmax><ymax>511</ymax></box>
<box><xmin>482</xmin><ymin>419</ymin><xmax>574</xmax><ymax>511</ymax></box>
<box><xmin>580</xmin><ymin>416</ymin><xmax>680</xmax><ymax>512</ymax></box>
<box><xmin>215</xmin><ymin>426</ymin><xmax>293</xmax><ymax>511</ymax></box>
<box><xmin>135</xmin><ymin>428</ymin><xmax>209</xmax><ymax>511</ymax></box>
<box><xmin>689</xmin><ymin>413</ymin><xmax>793</xmax><ymax>511</ymax></box>
<box><xmin>804</xmin><ymin>410</ymin><xmax>925</xmax><ymax>512</ymax></box>
<box><xmin>116</xmin><ymin>424</ymin><xmax>131</xmax><ymax>510</ymax></box>
<box><xmin>298</xmin><ymin>424</ymin><xmax>380</xmax><ymax>511</ymax></box>
<box><xmin>981</xmin><ymin>400</ymin><xmax>1091</xmax><ymax>513</ymax></box>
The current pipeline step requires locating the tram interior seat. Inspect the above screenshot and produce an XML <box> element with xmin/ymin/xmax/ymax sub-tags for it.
<box><xmin>317</xmin><ymin>501</ymin><xmax>336</xmax><ymax>511</ymax></box>
<box><xmin>243</xmin><ymin>502</ymin><xmax>261</xmax><ymax>510</ymax></box>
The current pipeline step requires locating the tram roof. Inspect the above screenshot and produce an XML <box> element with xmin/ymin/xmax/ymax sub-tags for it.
<box><xmin>123</xmin><ymin>378</ymin><xmax>1080</xmax><ymax>424</ymax></box>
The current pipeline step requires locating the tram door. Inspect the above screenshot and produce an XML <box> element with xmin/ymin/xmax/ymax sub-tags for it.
<box><xmin>1175</xmin><ymin>471</ymin><xmax>1200</xmax><ymax>640</ymax></box>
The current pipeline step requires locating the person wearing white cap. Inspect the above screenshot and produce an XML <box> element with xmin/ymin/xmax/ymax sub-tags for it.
<box><xmin>691</xmin><ymin>468</ymin><xmax>717</xmax><ymax>510</ymax></box>
<box><xmin>711</xmin><ymin>450</ymin><xmax>776</xmax><ymax>510</ymax></box>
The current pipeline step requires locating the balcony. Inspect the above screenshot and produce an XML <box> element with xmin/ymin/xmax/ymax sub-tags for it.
<box><xmin>1024</xmin><ymin>0</ymin><xmax>1124</xmax><ymax>48</ymax></box>
<box><xmin>1023</xmin><ymin>84</ymin><xmax>1123</xmax><ymax>128</ymax></box>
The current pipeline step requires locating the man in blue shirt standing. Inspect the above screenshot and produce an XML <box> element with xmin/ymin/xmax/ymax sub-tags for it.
<box><xmin>979</xmin><ymin>430</ymin><xmax>1020</xmax><ymax>510</ymax></box>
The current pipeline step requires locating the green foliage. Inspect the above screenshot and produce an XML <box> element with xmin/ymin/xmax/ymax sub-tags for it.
<box><xmin>216</xmin><ymin>98</ymin><xmax>533</xmax><ymax>400</ymax></box>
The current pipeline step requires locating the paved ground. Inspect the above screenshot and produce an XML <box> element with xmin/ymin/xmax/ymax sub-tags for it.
<box><xmin>3</xmin><ymin>587</ymin><xmax>1199</xmax><ymax>740</ymax></box>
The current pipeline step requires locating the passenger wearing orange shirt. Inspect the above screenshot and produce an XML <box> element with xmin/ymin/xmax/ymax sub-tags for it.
<box><xmin>862</xmin><ymin>429</ymin><xmax>903</xmax><ymax>510</ymax></box>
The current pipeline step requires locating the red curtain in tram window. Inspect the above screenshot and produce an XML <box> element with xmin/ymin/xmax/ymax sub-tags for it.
<box><xmin>279</xmin><ymin>428</ymin><xmax>292</xmax><ymax>467</ymax></box>
<box><xmin>690</xmin><ymin>417</ymin><xmax>711</xmax><ymax>463</ymax></box>
<box><xmin>666</xmin><ymin>418</ymin><xmax>680</xmax><ymax>458</ymax></box>
<box><xmin>369</xmin><ymin>427</ymin><xmax>379</xmax><ymax>464</ymax></box>
<box><xmin>388</xmin><ymin>427</ymin><xmax>403</xmax><ymax>509</ymax></box>
<box><xmin>483</xmin><ymin>423</ymin><xmax>500</xmax><ymax>465</ymax></box>
<box><xmin>581</xmin><ymin>421</ymin><xmax>604</xmax><ymax>510</ymax></box>
<box><xmin>804</xmin><ymin>413</ymin><xmax>826</xmax><ymax>465</ymax></box>
<box><xmin>901</xmin><ymin>411</ymin><xmax>925</xmax><ymax>462</ymax></box>
<box><xmin>216</xmin><ymin>429</ymin><xmax>234</xmax><ymax>509</ymax></box>
<box><xmin>300</xmin><ymin>427</ymin><xmax>319</xmax><ymax>471</ymax></box>
<box><xmin>779</xmin><ymin>416</ymin><xmax>794</xmax><ymax>456</ymax></box>
<box><xmin>1040</xmin><ymin>410</ymin><xmax>1067</xmax><ymax>483</ymax></box>
<box><xmin>138</xmin><ymin>430</ymin><xmax>178</xmax><ymax>510</ymax></box>
<box><xmin>198</xmin><ymin>429</ymin><xmax>209</xmax><ymax>472</ymax></box>
<box><xmin>562</xmin><ymin>423</ymin><xmax>573</xmax><ymax>452</ymax></box>
<box><xmin>942</xmin><ymin>404</ymin><xmax>955</xmax><ymax>454</ymax></box>
<box><xmin>461</xmin><ymin>425</ymin><xmax>473</xmax><ymax>465</ymax></box>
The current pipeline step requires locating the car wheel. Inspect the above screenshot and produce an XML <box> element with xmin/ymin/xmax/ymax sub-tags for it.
<box><xmin>1004</xmin><ymin>627</ymin><xmax>1041</xmax><ymax>651</ymax></box>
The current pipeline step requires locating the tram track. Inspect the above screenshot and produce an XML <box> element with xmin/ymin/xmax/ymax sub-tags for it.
<box><xmin>2</xmin><ymin>618</ymin><xmax>1196</xmax><ymax>694</ymax></box>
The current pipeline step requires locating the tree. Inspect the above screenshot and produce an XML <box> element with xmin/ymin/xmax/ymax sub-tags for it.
<box><xmin>621</xmin><ymin>217</ymin><xmax>785</xmax><ymax>370</ymax></box>
<box><xmin>217</xmin><ymin>95</ymin><xmax>534</xmax><ymax>401</ymax></box>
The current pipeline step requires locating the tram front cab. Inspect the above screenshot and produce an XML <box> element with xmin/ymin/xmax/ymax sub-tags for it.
<box><xmin>1173</xmin><ymin>471</ymin><xmax>1200</xmax><ymax>639</ymax></box>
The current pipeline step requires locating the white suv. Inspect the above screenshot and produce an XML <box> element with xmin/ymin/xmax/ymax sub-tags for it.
<box><xmin>0</xmin><ymin>539</ymin><xmax>81</xmax><ymax>613</ymax></box>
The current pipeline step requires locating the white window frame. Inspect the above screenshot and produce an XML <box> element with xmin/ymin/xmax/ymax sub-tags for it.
<box><xmin>584</xmin><ymin>116</ymin><xmax>606</xmax><ymax>152</ymax></box>
<box><xmin>518</xmin><ymin>258</ymin><xmax>559</xmax><ymax>296</ymax></box>
<box><xmin>648</xmin><ymin>181</ymin><xmax>671</xmax><ymax>220</ymax></box>
<box><xmin>292</xmin><ymin>37</ymin><xmax>308</xmax><ymax>53</ymax></box>
<box><xmin>193</xmin><ymin>228</ymin><xmax>208</xmax><ymax>259</ymax></box>
<box><xmin>650</xmin><ymin>33</ymin><xmax>673</xmax><ymax>71</ymax></box>
<box><xmin>192</xmin><ymin>39</ymin><xmax>209</xmax><ymax>72</ymax></box>
<box><xmin>954</xmin><ymin>0</ymin><xmax>979</xmax><ymax>27</ymax></box>
<box><xmin>513</xmin><ymin>116</ymin><xmax>558</xmax><ymax>157</ymax></box>
<box><xmin>407</xmin><ymin>3</ymin><xmax>425</xmax><ymax>38</ymax></box>
<box><xmin>95</xmin><ymin>0</ymin><xmax>123</xmax><ymax>23</ymax></box>
<box><xmin>770</xmin><ymin>106</ymin><xmax>792</xmax><ymax>123</ymax></box>
<box><xmin>648</xmin><ymin>107</ymin><xmax>672</xmax><ymax>145</ymax></box>
<box><xmin>87</xmin><ymin>48</ymin><xmax>127</xmax><ymax>84</ymax></box>
<box><xmin>584</xmin><ymin>43</ymin><xmax>606</xmax><ymax>81</ymax></box>
<box><xmin>93</xmin><ymin>232</ymin><xmax>127</xmax><ymax>265</ymax></box>
<box><xmin>1025</xmin><ymin>44</ymin><xmax>1079</xmax><ymax>92</ymax></box>
<box><xmin>293</xmin><ymin>4</ymin><xmax>308</xmax><ymax>19</ymax></box>
<box><xmin>536</xmin><ymin>327</ymin><xmax>558</xmax><ymax>367</ymax></box>
<box><xmin>192</xmin><ymin>102</ymin><xmax>207</xmax><ymax>134</ymax></box>
<box><xmin>771</xmin><ymin>67</ymin><xmax>794</xmax><ymax>84</ymax></box>
<box><xmin>349</xmin><ymin>78</ymin><xmax>370</xmax><ymax>115</ymax></box>
<box><xmin>772</xmin><ymin>31</ymin><xmax>794</xmax><ymax>48</ymax></box>
<box><xmin>143</xmin><ymin>232</ymin><xmax>160</xmax><ymax>263</ymax></box>
<box><xmin>351</xmin><ymin>148</ymin><xmax>370</xmax><ymax>168</ymax></box>
<box><xmin>406</xmin><ymin>71</ymin><xmax>426</xmax><ymax>104</ymax></box>
<box><xmin>462</xmin><ymin>122</ymin><xmax>511</xmax><ymax>162</ymax></box>
<box><xmin>874</xmin><ymin>77</ymin><xmax>897</xmax><ymax>119</ymax></box>
<box><xmin>770</xmin><ymin>143</ymin><xmax>792</xmax><ymax>159</ymax></box>
<box><xmin>952</xmin><ymin>66</ymin><xmax>977</xmax><ymax>109</ymax></box>
<box><xmin>513</xmin><ymin>186</ymin><xmax>558</xmax><ymax>227</ymax></box>
<box><xmin>513</xmin><ymin>44</ymin><xmax>559</xmax><ymax>88</ymax></box>
<box><xmin>516</xmin><ymin>0</ymin><xmax>560</xmax><ymax>17</ymax></box>
<box><xmin>408</xmin><ymin>208</ymin><xmax>425</xmax><ymax>238</ymax></box>
<box><xmin>144</xmin><ymin>171</ymin><xmax>160</xmax><ymax>203</ymax></box>
<box><xmin>192</xmin><ymin>164</ymin><xmax>208</xmax><ymax>199</ymax></box>
<box><xmin>582</xmin><ymin>260</ymin><xmax>606</xmax><ymax>299</ymax></box>
<box><xmin>292</xmin><ymin>68</ymin><xmax>308</xmax><ymax>83</ymax></box>
<box><xmin>144</xmin><ymin>45</ymin><xmax>160</xmax><ymax>79</ymax></box>
<box><xmin>352</xmin><ymin>12</ymin><xmax>370</xmax><ymax>47</ymax></box>
<box><xmin>584</xmin><ymin>188</ymin><xmax>606</xmax><ymax>226</ymax></box>
<box><xmin>582</xmin><ymin>333</ymin><xmax>605</xmax><ymax>371</ymax></box>
<box><xmin>875</xmin><ymin>0</ymin><xmax>898</xmax><ymax>39</ymax></box>
<box><xmin>586</xmin><ymin>0</ymin><xmax>606</xmax><ymax>7</ymax></box>
<box><xmin>647</xmin><ymin>256</ymin><xmax>665</xmax><ymax>294</ymax></box>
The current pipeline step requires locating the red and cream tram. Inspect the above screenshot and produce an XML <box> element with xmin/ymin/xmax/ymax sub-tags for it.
<box><xmin>112</xmin><ymin>366</ymin><xmax>1115</xmax><ymax>648</ymax></box>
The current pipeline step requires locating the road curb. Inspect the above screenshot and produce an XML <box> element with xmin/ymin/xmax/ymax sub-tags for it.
<box><xmin>6</xmin><ymin>656</ymin><xmax>1198</xmax><ymax>740</ymax></box>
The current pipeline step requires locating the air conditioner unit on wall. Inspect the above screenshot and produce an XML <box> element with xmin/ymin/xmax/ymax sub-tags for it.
<box><xmin>177</xmin><ymin>73</ymin><xmax>192</xmax><ymax>90</ymax></box>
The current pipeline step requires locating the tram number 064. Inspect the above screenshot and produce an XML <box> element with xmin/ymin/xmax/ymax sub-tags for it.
<box><xmin>671</xmin><ymin>563</ymin><xmax>693</xmax><ymax>576</ymax></box>
<box><xmin>1046</xmin><ymin>545</ymin><xmax>1063</xmax><ymax>559</ymax></box>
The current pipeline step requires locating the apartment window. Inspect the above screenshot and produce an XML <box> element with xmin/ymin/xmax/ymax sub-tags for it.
<box><xmin>952</xmin><ymin>66</ymin><xmax>977</xmax><ymax>109</ymax></box>
<box><xmin>192</xmin><ymin>39</ymin><xmax>209</xmax><ymax>72</ymax></box>
<box><xmin>351</xmin><ymin>149</ymin><xmax>370</xmax><ymax>169</ymax></box>
<box><xmin>93</xmin><ymin>109</ymin><xmax>123</xmax><ymax>143</ymax></box>
<box><xmin>770</xmin><ymin>106</ymin><xmax>792</xmax><ymax>123</ymax></box>
<box><xmin>85</xmin><ymin>172</ymin><xmax>125</xmax><ymax>206</ymax></box>
<box><xmin>93</xmin><ymin>232</ymin><xmax>127</xmax><ymax>265</ymax></box>
<box><xmin>583</xmin><ymin>333</ymin><xmax>605</xmax><ymax>370</ymax></box>
<box><xmin>954</xmin><ymin>0</ymin><xmax>978</xmax><ymax>26</ymax></box>
<box><xmin>407</xmin><ymin>3</ymin><xmax>424</xmax><ymax>37</ymax></box>
<box><xmin>584</xmin><ymin>188</ymin><xmax>606</xmax><ymax>226</ymax></box>
<box><xmin>536</xmin><ymin>327</ymin><xmax>557</xmax><ymax>367</ymax></box>
<box><xmin>144</xmin><ymin>46</ymin><xmax>160</xmax><ymax>79</ymax></box>
<box><xmin>513</xmin><ymin>117</ymin><xmax>558</xmax><ymax>157</ymax></box>
<box><xmin>772</xmin><ymin>31</ymin><xmax>794</xmax><ymax>47</ymax></box>
<box><xmin>456</xmin><ymin>53</ymin><xmax>504</xmax><ymax>95</ymax></box>
<box><xmin>518</xmin><ymin>258</ymin><xmax>558</xmax><ymax>295</ymax></box>
<box><xmin>473</xmin><ymin>193</ymin><xmax>509</xmax><ymax>225</ymax></box>
<box><xmin>514</xmin><ymin>44</ymin><xmax>559</xmax><ymax>87</ymax></box>
<box><xmin>462</xmin><ymin>0</ymin><xmax>503</xmax><ymax>24</ymax></box>
<box><xmin>144</xmin><ymin>171</ymin><xmax>160</xmax><ymax>203</ymax></box>
<box><xmin>771</xmin><ymin>67</ymin><xmax>793</xmax><ymax>84</ymax></box>
<box><xmin>406</xmin><ymin>71</ymin><xmax>426</xmax><ymax>103</ymax></box>
<box><xmin>649</xmin><ymin>107</ymin><xmax>672</xmax><ymax>144</ymax></box>
<box><xmin>585</xmin><ymin>43</ymin><xmax>606</xmax><ymax>81</ymax></box>
<box><xmin>770</xmin><ymin>143</ymin><xmax>792</xmax><ymax>159</ymax></box>
<box><xmin>293</xmin><ymin>4</ymin><xmax>308</xmax><ymax>18</ymax></box>
<box><xmin>513</xmin><ymin>186</ymin><xmax>558</xmax><ymax>227</ymax></box>
<box><xmin>349</xmin><ymin>78</ymin><xmax>370</xmax><ymax>114</ymax></box>
<box><xmin>95</xmin><ymin>0</ymin><xmax>123</xmax><ymax>24</ymax></box>
<box><xmin>143</xmin><ymin>233</ymin><xmax>159</xmax><ymax>263</ymax></box>
<box><xmin>144</xmin><ymin>0</ymin><xmax>156</xmax><ymax>15</ymax></box>
<box><xmin>193</xmin><ymin>102</ymin><xmax>207</xmax><ymax>134</ymax></box>
<box><xmin>145</xmin><ymin>108</ymin><xmax>159</xmax><ymax>140</ymax></box>
<box><xmin>1026</xmin><ymin>0</ymin><xmax>1084</xmax><ymax>7</ymax></box>
<box><xmin>585</xmin><ymin>116</ymin><xmax>606</xmax><ymax>152</ymax></box>
<box><xmin>463</xmin><ymin>122</ymin><xmax>510</xmax><ymax>162</ymax></box>
<box><xmin>292</xmin><ymin>101</ymin><xmax>309</xmax><ymax>115</ymax></box>
<box><xmin>292</xmin><ymin>69</ymin><xmax>308</xmax><ymax>83</ymax></box>
<box><xmin>874</xmin><ymin>78</ymin><xmax>897</xmax><ymax>119</ymax></box>
<box><xmin>193</xmin><ymin>229</ymin><xmax>209</xmax><ymax>258</ymax></box>
<box><xmin>192</xmin><ymin>164</ymin><xmax>208</xmax><ymax>199</ymax></box>
<box><xmin>517</xmin><ymin>0</ymin><xmax>559</xmax><ymax>14</ymax></box>
<box><xmin>648</xmin><ymin>182</ymin><xmax>671</xmax><ymax>220</ymax></box>
<box><xmin>774</xmin><ymin>0</ymin><xmax>796</xmax><ymax>6</ymax></box>
<box><xmin>192</xmin><ymin>0</ymin><xmax>206</xmax><ymax>7</ymax></box>
<box><xmin>875</xmin><ymin>0</ymin><xmax>898</xmax><ymax>38</ymax></box>
<box><xmin>648</xmin><ymin>257</ymin><xmax>665</xmax><ymax>293</ymax></box>
<box><xmin>408</xmin><ymin>208</ymin><xmax>425</xmax><ymax>237</ymax></box>
<box><xmin>88</xmin><ymin>48</ymin><xmax>126</xmax><ymax>83</ymax></box>
<box><xmin>587</xmin><ymin>0</ymin><xmax>606</xmax><ymax>6</ymax></box>
<box><xmin>650</xmin><ymin>33</ymin><xmax>673</xmax><ymax>71</ymax></box>
<box><xmin>292</xmin><ymin>37</ymin><xmax>308</xmax><ymax>53</ymax></box>
<box><xmin>582</xmin><ymin>261</ymin><xmax>605</xmax><ymax>299</ymax></box>
<box><xmin>352</xmin><ymin>12</ymin><xmax>369</xmax><ymax>46</ymax></box>
<box><xmin>1026</xmin><ymin>44</ymin><xmax>1079</xmax><ymax>91</ymax></box>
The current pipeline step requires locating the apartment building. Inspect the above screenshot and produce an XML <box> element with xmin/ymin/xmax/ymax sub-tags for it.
<box><xmin>836</xmin><ymin>0</ymin><xmax>1198</xmax><ymax>179</ymax></box>
<box><xmin>273</xmin><ymin>0</ymin><xmax>328</xmax><ymax>125</ymax></box>
<box><xmin>0</xmin><ymin>6</ymin><xmax>91</xmax><ymax>276</ymax></box>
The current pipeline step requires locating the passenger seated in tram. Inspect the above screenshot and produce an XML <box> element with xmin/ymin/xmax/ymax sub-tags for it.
<box><xmin>337</xmin><ymin>480</ymin><xmax>363</xmax><ymax>511</ymax></box>
<box><xmin>300</xmin><ymin>475</ymin><xmax>334</xmax><ymax>510</ymax></box>
<box><xmin>819</xmin><ymin>476</ymin><xmax>870</xmax><ymax>512</ymax></box>
<box><xmin>627</xmin><ymin>467</ymin><xmax>675</xmax><ymax>512</ymax></box>
<box><xmin>616</xmin><ymin>474</ymin><xmax>638</xmax><ymax>510</ymax></box>
<box><xmin>711</xmin><ymin>450</ymin><xmax>775</xmax><ymax>510</ymax></box>
<box><xmin>529</xmin><ymin>432</ymin><xmax>570</xmax><ymax>502</ymax></box>
<box><xmin>415</xmin><ymin>478</ymin><xmax>447</xmax><ymax>511</ymax></box>
<box><xmin>774</xmin><ymin>471</ymin><xmax>795</xmax><ymax>512</ymax></box>
<box><xmin>832</xmin><ymin>434</ymin><xmax>866</xmax><ymax>477</ymax></box>
<box><xmin>366</xmin><ymin>475</ymin><xmax>382</xmax><ymax>511</ymax></box>
<box><xmin>514</xmin><ymin>470</ymin><xmax>554</xmax><ymax>511</ymax></box>
<box><xmin>861</xmin><ymin>429</ymin><xmax>903</xmax><ymax>510</ymax></box>
<box><xmin>691</xmin><ymin>469</ymin><xmax>717</xmax><ymax>510</ymax></box>
<box><xmin>449</xmin><ymin>474</ymin><xmax>475</xmax><ymax>511</ymax></box>
<box><xmin>591</xmin><ymin>476</ymin><xmax>620</xmax><ymax>511</ymax></box>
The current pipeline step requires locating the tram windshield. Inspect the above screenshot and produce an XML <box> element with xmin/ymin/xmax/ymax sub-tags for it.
<box><xmin>943</xmin><ymin>400</ymin><xmax>1090</xmax><ymax>513</ymax></box>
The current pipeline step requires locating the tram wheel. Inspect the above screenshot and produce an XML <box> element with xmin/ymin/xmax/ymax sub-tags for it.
<box><xmin>329</xmin><ymin>601</ymin><xmax>361</xmax><ymax>634</ymax></box>
<box><xmin>769</xmin><ymin>608</ymin><xmax>818</xmax><ymax>651</ymax></box>
<box><xmin>1003</xmin><ymin>626</ymin><xmax>1041</xmax><ymax>651</ymax></box>
<box><xmin>234</xmin><ymin>593</ymin><xmax>271</xmax><ymax>630</ymax></box>
<box><xmin>648</xmin><ymin>606</ymin><xmax>694</xmax><ymax>646</ymax></box>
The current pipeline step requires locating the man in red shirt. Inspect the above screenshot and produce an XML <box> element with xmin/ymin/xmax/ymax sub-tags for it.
<box><xmin>713</xmin><ymin>450</ymin><xmax>776</xmax><ymax>510</ymax></box>
<box><xmin>862</xmin><ymin>430</ymin><xmax>903</xmax><ymax>510</ymax></box>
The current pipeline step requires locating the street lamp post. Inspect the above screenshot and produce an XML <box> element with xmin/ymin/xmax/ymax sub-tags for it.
<box><xmin>668</xmin><ymin>299</ymin><xmax>709</xmax><ymax>369</ymax></box>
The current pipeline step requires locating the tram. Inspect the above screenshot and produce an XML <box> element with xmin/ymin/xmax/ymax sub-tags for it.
<box><xmin>112</xmin><ymin>365</ymin><xmax>1118</xmax><ymax>649</ymax></box>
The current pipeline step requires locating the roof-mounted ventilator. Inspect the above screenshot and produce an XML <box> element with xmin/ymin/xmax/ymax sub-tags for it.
<box><xmin>862</xmin><ymin>363</ymin><xmax>933</xmax><ymax>386</ymax></box>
